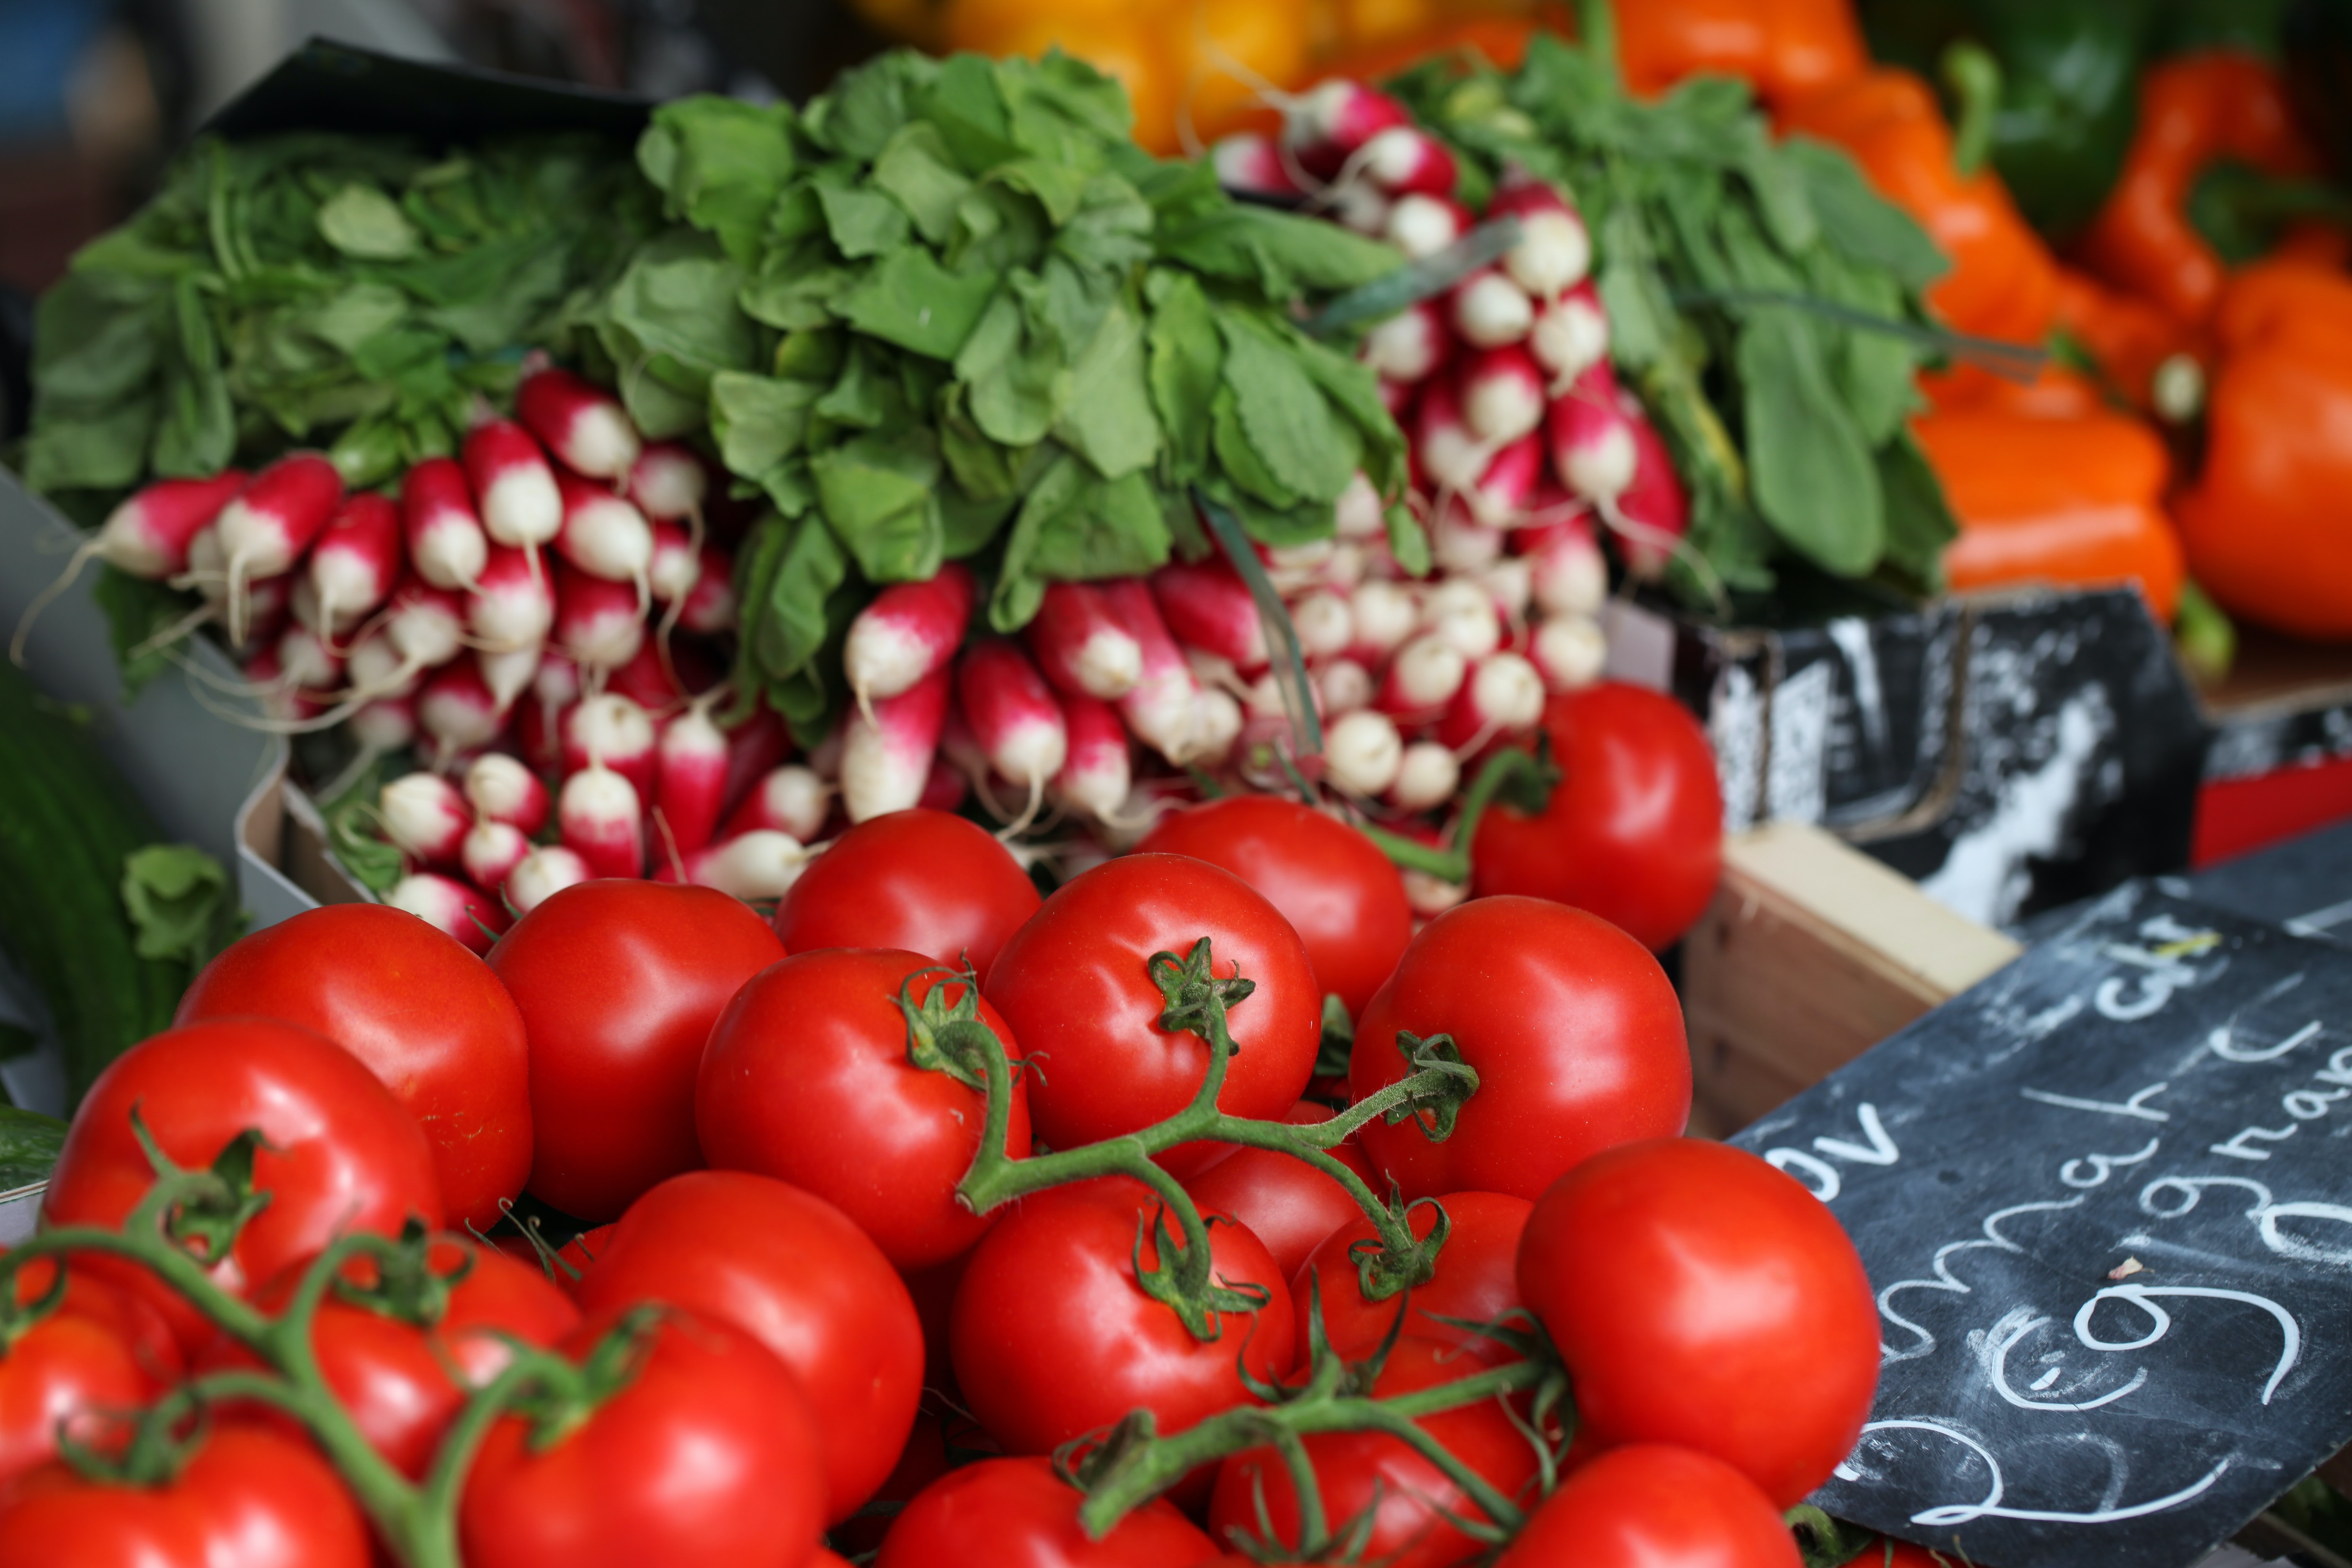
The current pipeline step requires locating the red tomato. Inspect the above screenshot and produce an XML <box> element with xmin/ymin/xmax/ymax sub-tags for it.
<box><xmin>1490</xmin><ymin>1444</ymin><xmax>1800</xmax><ymax>1568</ymax></box>
<box><xmin>1516</xmin><ymin>1139</ymin><xmax>1879</xmax><ymax>1508</ymax></box>
<box><xmin>983</xmin><ymin>854</ymin><xmax>1320</xmax><ymax>1176</ymax></box>
<box><xmin>1292</xmin><ymin>1190</ymin><xmax>1529</xmax><ymax>1364</ymax></box>
<box><xmin>460</xmin><ymin>1305</ymin><xmax>825</xmax><ymax>1568</ymax></box>
<box><xmin>1349</xmin><ymin>897</ymin><xmax>1689</xmax><ymax>1204</ymax></box>
<box><xmin>876</xmin><ymin>1456</ymin><xmax>1215</xmax><ymax>1568</ymax></box>
<box><xmin>175</xmin><ymin>903</ymin><xmax>532</xmax><ymax>1231</ymax></box>
<box><xmin>1207</xmin><ymin>1336</ymin><xmax>1539</xmax><ymax>1567</ymax></box>
<box><xmin>1183</xmin><ymin>1101</ymin><xmax>1377</xmax><ymax>1282</ymax></box>
<box><xmin>0</xmin><ymin>1262</ymin><xmax>180</xmax><ymax>1484</ymax></box>
<box><xmin>1472</xmin><ymin>684</ymin><xmax>1724</xmax><ymax>952</ymax></box>
<box><xmin>698</xmin><ymin>949</ymin><xmax>1030</xmax><ymax>1269</ymax></box>
<box><xmin>950</xmin><ymin>1176</ymin><xmax>1296</xmax><ymax>1457</ymax></box>
<box><xmin>0</xmin><ymin>1423</ymin><xmax>369</xmax><ymax>1568</ymax></box>
<box><xmin>44</xmin><ymin>1018</ymin><xmax>443</xmax><ymax>1354</ymax></box>
<box><xmin>774</xmin><ymin>809</ymin><xmax>1041</xmax><ymax>976</ymax></box>
<box><xmin>571</xmin><ymin>1171</ymin><xmax>923</xmax><ymax>1524</ymax></box>
<box><xmin>197</xmin><ymin>1237</ymin><xmax>578</xmax><ymax>1478</ymax></box>
<box><xmin>1136</xmin><ymin>797</ymin><xmax>1413</xmax><ymax>1018</ymax></box>
<box><xmin>489</xmin><ymin>881</ymin><xmax>784</xmax><ymax>1220</ymax></box>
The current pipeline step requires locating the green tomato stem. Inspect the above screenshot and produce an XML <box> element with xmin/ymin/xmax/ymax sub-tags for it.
<box><xmin>1356</xmin><ymin>746</ymin><xmax>1550</xmax><ymax>885</ymax></box>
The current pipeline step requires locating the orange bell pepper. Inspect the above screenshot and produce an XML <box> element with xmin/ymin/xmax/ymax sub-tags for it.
<box><xmin>1777</xmin><ymin>68</ymin><xmax>2058</xmax><ymax>353</ymax></box>
<box><xmin>1614</xmin><ymin>0</ymin><xmax>1868</xmax><ymax>108</ymax></box>
<box><xmin>2174</xmin><ymin>260</ymin><xmax>2352</xmax><ymax>640</ymax></box>
<box><xmin>1914</xmin><ymin>409</ymin><xmax>2183</xmax><ymax>621</ymax></box>
<box><xmin>2073</xmin><ymin>53</ymin><xmax>2320</xmax><ymax>329</ymax></box>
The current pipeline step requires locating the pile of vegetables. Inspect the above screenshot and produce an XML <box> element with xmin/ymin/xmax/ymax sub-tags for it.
<box><xmin>0</xmin><ymin>792</ymin><xmax>1907</xmax><ymax>1567</ymax></box>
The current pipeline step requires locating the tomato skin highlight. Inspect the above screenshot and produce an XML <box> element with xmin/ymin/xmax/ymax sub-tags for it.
<box><xmin>489</xmin><ymin>880</ymin><xmax>785</xmax><ymax>1220</ymax></box>
<box><xmin>773</xmin><ymin>808</ymin><xmax>1041</xmax><ymax>976</ymax></box>
<box><xmin>1291</xmin><ymin>1189</ymin><xmax>1529</xmax><ymax>1364</ymax></box>
<box><xmin>571</xmin><ymin>1170</ymin><xmax>923</xmax><ymax>1524</ymax></box>
<box><xmin>697</xmin><ymin>950</ymin><xmax>1030</xmax><ymax>1271</ymax></box>
<box><xmin>1135</xmin><ymin>796</ymin><xmax>1414</xmax><ymax>1018</ymax></box>
<box><xmin>1351</xmin><ymin>897</ymin><xmax>1689</xmax><ymax>1204</ymax></box>
<box><xmin>876</xmin><ymin>1456</ymin><xmax>1215</xmax><ymax>1568</ymax></box>
<box><xmin>983</xmin><ymin>854</ymin><xmax>1320</xmax><ymax>1176</ymax></box>
<box><xmin>1516</xmin><ymin>1139</ymin><xmax>1880</xmax><ymax>1509</ymax></box>
<box><xmin>460</xmin><ymin>1306</ymin><xmax>827</xmax><ymax>1568</ymax></box>
<box><xmin>0</xmin><ymin>1264</ymin><xmax>180</xmax><ymax>1485</ymax></box>
<box><xmin>1207</xmin><ymin>1336</ymin><xmax>1539</xmax><ymax>1568</ymax></box>
<box><xmin>196</xmin><ymin>1238</ymin><xmax>579</xmax><ymax>1479</ymax></box>
<box><xmin>949</xmin><ymin>1176</ymin><xmax>1296</xmax><ymax>1458</ymax></box>
<box><xmin>44</xmin><ymin>1017</ymin><xmax>444</xmax><ymax>1355</ymax></box>
<box><xmin>1471</xmin><ymin>683</ymin><xmax>1724</xmax><ymax>952</ymax></box>
<box><xmin>1182</xmin><ymin>1102</ymin><xmax>1377</xmax><ymax>1283</ymax></box>
<box><xmin>1490</xmin><ymin>1443</ymin><xmax>1801</xmax><ymax>1568</ymax></box>
<box><xmin>0</xmin><ymin>1423</ymin><xmax>371</xmax><ymax>1568</ymax></box>
<box><xmin>176</xmin><ymin>903</ymin><xmax>533</xmax><ymax>1231</ymax></box>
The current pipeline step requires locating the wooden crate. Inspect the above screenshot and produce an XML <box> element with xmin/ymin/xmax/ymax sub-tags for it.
<box><xmin>1681</xmin><ymin>821</ymin><xmax>2022</xmax><ymax>1137</ymax></box>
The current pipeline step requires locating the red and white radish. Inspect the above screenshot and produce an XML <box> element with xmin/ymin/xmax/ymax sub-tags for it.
<box><xmin>1375</xmin><ymin>633</ymin><xmax>1468</xmax><ymax>716</ymax></box>
<box><xmin>1412</xmin><ymin>377</ymin><xmax>1491</xmax><ymax>495</ymax></box>
<box><xmin>1150</xmin><ymin>560</ymin><xmax>1268</xmax><ymax>673</ymax></box>
<box><xmin>673</xmin><ymin>830</ymin><xmax>811</xmax><ymax>900</ymax></box>
<box><xmin>1359</xmin><ymin>126</ymin><xmax>1457</xmax><ymax>197</ymax></box>
<box><xmin>1212</xmin><ymin>132</ymin><xmax>1302</xmax><ymax>198</ymax></box>
<box><xmin>1334</xmin><ymin>472</ymin><xmax>1387</xmax><ymax>541</ymax></box>
<box><xmin>1615</xmin><ymin>398</ymin><xmax>1692</xmax><ymax>578</ymax></box>
<box><xmin>1450</xmin><ymin>269</ymin><xmax>1535</xmax><ymax>350</ymax></box>
<box><xmin>1437</xmin><ymin>650</ymin><xmax>1545</xmax><ymax>748</ymax></box>
<box><xmin>304</xmin><ymin>491</ymin><xmax>402</xmax><ymax>639</ymax></box>
<box><xmin>648</xmin><ymin>522</ymin><xmax>701</xmax><ymax>607</ymax></box>
<box><xmin>400</xmin><ymin>458</ymin><xmax>488</xmax><ymax>591</ymax></box>
<box><xmin>1532</xmin><ymin>615</ymin><xmax>1608</xmax><ymax>691</ymax></box>
<box><xmin>1283</xmin><ymin>80</ymin><xmax>1411</xmax><ymax>175</ymax></box>
<box><xmin>464</xmin><ymin>753</ymin><xmax>550</xmax><ymax>836</ymax></box>
<box><xmin>13</xmin><ymin>472</ymin><xmax>250</xmax><ymax>663</ymax></box>
<box><xmin>505</xmin><ymin>844</ymin><xmax>590</xmax><ymax>915</ymax></box>
<box><xmin>469</xmin><ymin>544</ymin><xmax>554</xmax><ymax>652</ymax></box>
<box><xmin>1525</xmin><ymin>518</ymin><xmax>1609</xmax><ymax>617</ymax></box>
<box><xmin>1460</xmin><ymin>346</ymin><xmax>1547</xmax><ymax>447</ymax></box>
<box><xmin>1488</xmin><ymin>176</ymin><xmax>1592</xmax><ymax>298</ymax></box>
<box><xmin>1187</xmin><ymin>689</ymin><xmax>1245</xmax><ymax>766</ymax></box>
<box><xmin>843</xmin><ymin>562</ymin><xmax>975</xmax><ymax>714</ymax></box>
<box><xmin>1530</xmin><ymin>284</ymin><xmax>1609</xmax><ymax>390</ymax></box>
<box><xmin>1099</xmin><ymin>578</ymin><xmax>1202</xmax><ymax>764</ymax></box>
<box><xmin>380</xmin><ymin>771</ymin><xmax>468</xmax><ymax>866</ymax></box>
<box><xmin>416</xmin><ymin>655</ymin><xmax>504</xmax><ymax>770</ymax></box>
<box><xmin>1317</xmin><ymin>657</ymin><xmax>1374</xmax><ymax>717</ymax></box>
<box><xmin>1053</xmin><ymin>691</ymin><xmax>1131</xmax><ymax>824</ymax></box>
<box><xmin>841</xmin><ymin>662</ymin><xmax>952</xmax><ymax>823</ymax></box>
<box><xmin>517</xmin><ymin>367</ymin><xmax>640</xmax><ymax>482</ymax></box>
<box><xmin>552</xmin><ymin>566</ymin><xmax>646</xmax><ymax>674</ymax></box>
<box><xmin>1324</xmin><ymin>709</ymin><xmax>1405</xmax><ymax>796</ymax></box>
<box><xmin>1329</xmin><ymin>182</ymin><xmax>1391</xmax><ymax>237</ymax></box>
<box><xmin>1478</xmin><ymin>556</ymin><xmax>1534</xmax><ymax>624</ymax></box>
<box><xmin>461</xmin><ymin>819</ymin><xmax>532</xmax><ymax>895</ymax></box>
<box><xmin>1024</xmin><ymin>580</ymin><xmax>1142</xmax><ymax>701</ymax></box>
<box><xmin>1421</xmin><ymin>578</ymin><xmax>1504</xmax><ymax>661</ymax></box>
<box><xmin>1431</xmin><ymin>508</ymin><xmax>1506</xmax><ymax>576</ymax></box>
<box><xmin>462</xmin><ymin>419</ymin><xmax>562</xmax><ymax>551</ymax></box>
<box><xmin>553</xmin><ymin>470</ymin><xmax>652</xmax><ymax>603</ymax></box>
<box><xmin>385</xmin><ymin>873</ymin><xmax>506</xmax><ymax>956</ymax></box>
<box><xmin>1349</xmin><ymin>579</ymin><xmax>1419</xmax><ymax>663</ymax></box>
<box><xmin>1549</xmin><ymin>363</ymin><xmax>1638</xmax><ymax>504</ymax></box>
<box><xmin>1462</xmin><ymin>433</ymin><xmax>1543</xmax><ymax>529</ymax></box>
<box><xmin>627</xmin><ymin>442</ymin><xmax>707</xmax><ymax>523</ymax></box>
<box><xmin>958</xmin><ymin>637</ymin><xmax>1068</xmax><ymax>817</ymax></box>
<box><xmin>1384</xmin><ymin>193</ymin><xmax>1470</xmax><ymax>260</ymax></box>
<box><xmin>1389</xmin><ymin>740</ymin><xmax>1460</xmax><ymax>811</ymax></box>
<box><xmin>654</xmin><ymin>697</ymin><xmax>730</xmax><ymax>857</ymax></box>
<box><xmin>679</xmin><ymin>541</ymin><xmax>737</xmax><ymax>633</ymax></box>
<box><xmin>562</xmin><ymin>692</ymin><xmax>658</xmax><ymax>807</ymax></box>
<box><xmin>560</xmin><ymin>759</ymin><xmax>644</xmax><ymax>879</ymax></box>
<box><xmin>724</xmin><ymin>764</ymin><xmax>831</xmax><ymax>844</ymax></box>
<box><xmin>213</xmin><ymin>453</ymin><xmax>343</xmax><ymax>644</ymax></box>
<box><xmin>1359</xmin><ymin>299</ymin><xmax>1452</xmax><ymax>386</ymax></box>
<box><xmin>1288</xmin><ymin>589</ymin><xmax>1356</xmax><ymax>662</ymax></box>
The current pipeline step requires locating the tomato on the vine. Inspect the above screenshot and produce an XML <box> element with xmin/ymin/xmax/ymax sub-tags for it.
<box><xmin>1291</xmin><ymin>1190</ymin><xmax>1529</xmax><ymax>1365</ymax></box>
<box><xmin>196</xmin><ymin>1237</ymin><xmax>578</xmax><ymax>1478</ymax></box>
<box><xmin>0</xmin><ymin>1262</ymin><xmax>181</xmax><ymax>1484</ymax></box>
<box><xmin>0</xmin><ymin>1424</ymin><xmax>370</xmax><ymax>1568</ymax></box>
<box><xmin>1490</xmin><ymin>1444</ymin><xmax>1800</xmax><ymax>1567</ymax></box>
<box><xmin>1516</xmin><ymin>1139</ymin><xmax>1879</xmax><ymax>1508</ymax></box>
<box><xmin>175</xmin><ymin>903</ymin><xmax>531</xmax><ymax>1230</ymax></box>
<box><xmin>489</xmin><ymin>881</ymin><xmax>784</xmax><ymax>1220</ymax></box>
<box><xmin>773</xmin><ymin>809</ymin><xmax>1041</xmax><ymax>976</ymax></box>
<box><xmin>1136</xmin><ymin>797</ymin><xmax>1414</xmax><ymax>1018</ymax></box>
<box><xmin>1471</xmin><ymin>683</ymin><xmax>1725</xmax><ymax>952</ymax></box>
<box><xmin>1183</xmin><ymin>1102</ymin><xmax>1377</xmax><ymax>1282</ymax></box>
<box><xmin>983</xmin><ymin>854</ymin><xmax>1320</xmax><ymax>1175</ymax></box>
<box><xmin>44</xmin><ymin>1018</ymin><xmax>443</xmax><ymax>1354</ymax></box>
<box><xmin>460</xmin><ymin>1305</ymin><xmax>825</xmax><ymax>1568</ymax></box>
<box><xmin>1350</xmin><ymin>897</ymin><xmax>1689</xmax><ymax>1204</ymax></box>
<box><xmin>1207</xmin><ymin>1336</ymin><xmax>1540</xmax><ymax>1568</ymax></box>
<box><xmin>950</xmin><ymin>1176</ymin><xmax>1295</xmax><ymax>1457</ymax></box>
<box><xmin>570</xmin><ymin>1171</ymin><xmax>923</xmax><ymax>1524</ymax></box>
<box><xmin>875</xmin><ymin>1456</ymin><xmax>1215</xmax><ymax>1568</ymax></box>
<box><xmin>697</xmin><ymin>949</ymin><xmax>1030</xmax><ymax>1270</ymax></box>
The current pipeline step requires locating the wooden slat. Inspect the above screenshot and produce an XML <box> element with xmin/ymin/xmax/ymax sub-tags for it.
<box><xmin>1682</xmin><ymin>822</ymin><xmax>2022</xmax><ymax>1132</ymax></box>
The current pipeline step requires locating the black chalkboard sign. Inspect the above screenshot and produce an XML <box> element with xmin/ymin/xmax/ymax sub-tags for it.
<box><xmin>1731</xmin><ymin>882</ymin><xmax>2352</xmax><ymax>1567</ymax></box>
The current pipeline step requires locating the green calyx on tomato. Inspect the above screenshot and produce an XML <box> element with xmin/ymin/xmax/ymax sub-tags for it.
<box><xmin>1066</xmin><ymin>1274</ymin><xmax>1567</xmax><ymax>1547</ymax></box>
<box><xmin>907</xmin><ymin>941</ymin><xmax>1478</xmax><ymax>1339</ymax></box>
<box><xmin>490</xmin><ymin>1303</ymin><xmax>660</xmax><ymax>1457</ymax></box>
<box><xmin>127</xmin><ymin>1112</ymin><xmax>272</xmax><ymax>1270</ymax></box>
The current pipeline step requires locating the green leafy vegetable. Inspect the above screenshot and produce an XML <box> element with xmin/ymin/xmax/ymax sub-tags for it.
<box><xmin>120</xmin><ymin>843</ymin><xmax>242</xmax><ymax>972</ymax></box>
